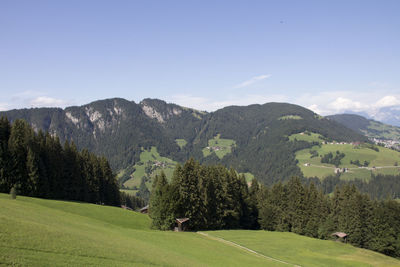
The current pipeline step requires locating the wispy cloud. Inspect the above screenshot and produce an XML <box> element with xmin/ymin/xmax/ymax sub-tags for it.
<box><xmin>0</xmin><ymin>90</ymin><xmax>75</xmax><ymax>110</ymax></box>
<box><xmin>233</xmin><ymin>74</ymin><xmax>271</xmax><ymax>89</ymax></box>
<box><xmin>167</xmin><ymin>93</ymin><xmax>287</xmax><ymax>112</ymax></box>
<box><xmin>302</xmin><ymin>92</ymin><xmax>400</xmax><ymax>117</ymax></box>
<box><xmin>30</xmin><ymin>96</ymin><xmax>69</xmax><ymax>107</ymax></box>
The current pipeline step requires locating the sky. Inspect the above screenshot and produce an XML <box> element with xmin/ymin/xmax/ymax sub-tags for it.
<box><xmin>1</xmin><ymin>0</ymin><xmax>400</xmax><ymax>116</ymax></box>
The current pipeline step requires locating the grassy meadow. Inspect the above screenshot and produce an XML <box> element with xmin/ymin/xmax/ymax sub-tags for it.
<box><xmin>202</xmin><ymin>134</ymin><xmax>236</xmax><ymax>159</ymax></box>
<box><xmin>209</xmin><ymin>230</ymin><xmax>400</xmax><ymax>267</ymax></box>
<box><xmin>122</xmin><ymin>146</ymin><xmax>177</xmax><ymax>189</ymax></box>
<box><xmin>290</xmin><ymin>132</ymin><xmax>400</xmax><ymax>180</ymax></box>
<box><xmin>1</xmin><ymin>194</ymin><xmax>400</xmax><ymax>266</ymax></box>
<box><xmin>175</xmin><ymin>138</ymin><xmax>187</xmax><ymax>149</ymax></box>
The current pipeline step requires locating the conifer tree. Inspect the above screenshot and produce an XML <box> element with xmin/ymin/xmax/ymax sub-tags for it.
<box><xmin>8</xmin><ymin>119</ymin><xmax>30</xmax><ymax>195</ymax></box>
<box><xmin>137</xmin><ymin>177</ymin><xmax>150</xmax><ymax>204</ymax></box>
<box><xmin>0</xmin><ymin>117</ymin><xmax>11</xmax><ymax>193</ymax></box>
<box><xmin>26</xmin><ymin>147</ymin><xmax>39</xmax><ymax>196</ymax></box>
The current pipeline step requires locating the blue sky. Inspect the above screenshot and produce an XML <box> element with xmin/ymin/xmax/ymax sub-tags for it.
<box><xmin>1</xmin><ymin>0</ymin><xmax>399</xmax><ymax>115</ymax></box>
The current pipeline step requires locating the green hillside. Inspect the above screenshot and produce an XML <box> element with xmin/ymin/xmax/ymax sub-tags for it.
<box><xmin>291</xmin><ymin>132</ymin><xmax>400</xmax><ymax>180</ymax></box>
<box><xmin>120</xmin><ymin>146</ymin><xmax>177</xmax><ymax>189</ymax></box>
<box><xmin>202</xmin><ymin>134</ymin><xmax>236</xmax><ymax>159</ymax></box>
<box><xmin>1</xmin><ymin>194</ymin><xmax>399</xmax><ymax>266</ymax></box>
<box><xmin>210</xmin><ymin>230</ymin><xmax>400</xmax><ymax>267</ymax></box>
<box><xmin>327</xmin><ymin>114</ymin><xmax>400</xmax><ymax>141</ymax></box>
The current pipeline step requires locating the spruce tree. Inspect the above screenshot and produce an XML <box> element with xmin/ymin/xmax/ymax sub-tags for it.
<box><xmin>0</xmin><ymin>117</ymin><xmax>11</xmax><ymax>193</ymax></box>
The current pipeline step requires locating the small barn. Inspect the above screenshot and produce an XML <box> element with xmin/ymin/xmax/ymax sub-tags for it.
<box><xmin>140</xmin><ymin>205</ymin><xmax>149</xmax><ymax>214</ymax></box>
<box><xmin>174</xmin><ymin>218</ymin><xmax>189</xmax><ymax>232</ymax></box>
<box><xmin>332</xmin><ymin>232</ymin><xmax>348</xmax><ymax>243</ymax></box>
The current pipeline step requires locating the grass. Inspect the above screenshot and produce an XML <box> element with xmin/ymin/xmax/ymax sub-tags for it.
<box><xmin>289</xmin><ymin>132</ymin><xmax>323</xmax><ymax>143</ymax></box>
<box><xmin>123</xmin><ymin>146</ymin><xmax>177</xmax><ymax>189</ymax></box>
<box><xmin>202</xmin><ymin>134</ymin><xmax>236</xmax><ymax>159</ymax></box>
<box><xmin>0</xmin><ymin>194</ymin><xmax>277</xmax><ymax>266</ymax></box>
<box><xmin>208</xmin><ymin>230</ymin><xmax>400</xmax><ymax>267</ymax></box>
<box><xmin>1</xmin><ymin>194</ymin><xmax>399</xmax><ymax>266</ymax></box>
<box><xmin>175</xmin><ymin>138</ymin><xmax>187</xmax><ymax>149</ymax></box>
<box><xmin>365</xmin><ymin>121</ymin><xmax>400</xmax><ymax>141</ymax></box>
<box><xmin>278</xmin><ymin>115</ymin><xmax>303</xmax><ymax>120</ymax></box>
<box><xmin>295</xmin><ymin>143</ymin><xmax>400</xmax><ymax>180</ymax></box>
<box><xmin>242</xmin><ymin>172</ymin><xmax>255</xmax><ymax>183</ymax></box>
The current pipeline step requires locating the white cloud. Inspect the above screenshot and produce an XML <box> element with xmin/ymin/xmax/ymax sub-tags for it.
<box><xmin>233</xmin><ymin>74</ymin><xmax>271</xmax><ymax>89</ymax></box>
<box><xmin>0</xmin><ymin>90</ymin><xmax>75</xmax><ymax>111</ymax></box>
<box><xmin>167</xmin><ymin>94</ymin><xmax>287</xmax><ymax>112</ymax></box>
<box><xmin>328</xmin><ymin>97</ymin><xmax>367</xmax><ymax>112</ymax></box>
<box><xmin>30</xmin><ymin>96</ymin><xmax>68</xmax><ymax>107</ymax></box>
<box><xmin>0</xmin><ymin>103</ymin><xmax>11</xmax><ymax>111</ymax></box>
<box><xmin>374</xmin><ymin>95</ymin><xmax>400</xmax><ymax>108</ymax></box>
<box><xmin>307</xmin><ymin>104</ymin><xmax>322</xmax><ymax>114</ymax></box>
<box><xmin>297</xmin><ymin>91</ymin><xmax>400</xmax><ymax>117</ymax></box>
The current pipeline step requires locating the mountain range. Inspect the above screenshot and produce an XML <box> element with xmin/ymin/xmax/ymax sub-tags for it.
<box><xmin>0</xmin><ymin>98</ymin><xmax>382</xmax><ymax>186</ymax></box>
<box><xmin>327</xmin><ymin>113</ymin><xmax>400</xmax><ymax>142</ymax></box>
<box><xmin>341</xmin><ymin>106</ymin><xmax>400</xmax><ymax>127</ymax></box>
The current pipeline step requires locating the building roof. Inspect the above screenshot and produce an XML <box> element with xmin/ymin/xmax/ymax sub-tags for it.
<box><xmin>140</xmin><ymin>205</ymin><xmax>149</xmax><ymax>211</ymax></box>
<box><xmin>332</xmin><ymin>232</ymin><xmax>347</xmax><ymax>238</ymax></box>
<box><xmin>176</xmin><ymin>218</ymin><xmax>189</xmax><ymax>224</ymax></box>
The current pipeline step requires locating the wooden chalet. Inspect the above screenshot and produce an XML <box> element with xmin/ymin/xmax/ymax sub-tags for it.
<box><xmin>174</xmin><ymin>218</ymin><xmax>189</xmax><ymax>232</ymax></box>
<box><xmin>332</xmin><ymin>232</ymin><xmax>348</xmax><ymax>243</ymax></box>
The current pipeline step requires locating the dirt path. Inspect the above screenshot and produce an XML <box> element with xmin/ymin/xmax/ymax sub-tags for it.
<box><xmin>197</xmin><ymin>232</ymin><xmax>300</xmax><ymax>267</ymax></box>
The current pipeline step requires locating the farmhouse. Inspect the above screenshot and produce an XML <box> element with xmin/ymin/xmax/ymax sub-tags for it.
<box><xmin>332</xmin><ymin>232</ymin><xmax>348</xmax><ymax>243</ymax></box>
<box><xmin>174</xmin><ymin>218</ymin><xmax>189</xmax><ymax>232</ymax></box>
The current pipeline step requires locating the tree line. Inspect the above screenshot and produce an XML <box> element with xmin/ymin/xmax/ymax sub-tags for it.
<box><xmin>150</xmin><ymin>159</ymin><xmax>400</xmax><ymax>258</ymax></box>
<box><xmin>258</xmin><ymin>177</ymin><xmax>400</xmax><ymax>258</ymax></box>
<box><xmin>0</xmin><ymin>118</ymin><xmax>127</xmax><ymax>207</ymax></box>
<box><xmin>149</xmin><ymin>158</ymin><xmax>258</xmax><ymax>230</ymax></box>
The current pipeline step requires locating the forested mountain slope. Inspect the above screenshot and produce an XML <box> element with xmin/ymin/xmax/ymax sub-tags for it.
<box><xmin>327</xmin><ymin>114</ymin><xmax>400</xmax><ymax>141</ymax></box>
<box><xmin>0</xmin><ymin>98</ymin><xmax>367</xmax><ymax>185</ymax></box>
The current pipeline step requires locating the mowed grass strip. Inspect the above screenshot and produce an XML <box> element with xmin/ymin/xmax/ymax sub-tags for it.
<box><xmin>208</xmin><ymin>230</ymin><xmax>400</xmax><ymax>267</ymax></box>
<box><xmin>0</xmin><ymin>194</ymin><xmax>272</xmax><ymax>266</ymax></box>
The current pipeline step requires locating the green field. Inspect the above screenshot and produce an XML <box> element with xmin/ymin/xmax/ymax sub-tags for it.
<box><xmin>209</xmin><ymin>230</ymin><xmax>400</xmax><ymax>267</ymax></box>
<box><xmin>289</xmin><ymin>132</ymin><xmax>324</xmax><ymax>143</ymax></box>
<box><xmin>242</xmin><ymin>172</ymin><xmax>255</xmax><ymax>183</ymax></box>
<box><xmin>202</xmin><ymin>134</ymin><xmax>236</xmax><ymax>159</ymax></box>
<box><xmin>365</xmin><ymin>121</ymin><xmax>400</xmax><ymax>141</ymax></box>
<box><xmin>175</xmin><ymin>139</ymin><xmax>187</xmax><ymax>149</ymax></box>
<box><xmin>122</xmin><ymin>146</ymin><xmax>178</xmax><ymax>189</ymax></box>
<box><xmin>294</xmin><ymin>141</ymin><xmax>400</xmax><ymax>180</ymax></box>
<box><xmin>278</xmin><ymin>115</ymin><xmax>303</xmax><ymax>120</ymax></box>
<box><xmin>1</xmin><ymin>194</ymin><xmax>399</xmax><ymax>266</ymax></box>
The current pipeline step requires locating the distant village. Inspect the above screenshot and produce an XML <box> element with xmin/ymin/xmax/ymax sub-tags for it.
<box><xmin>370</xmin><ymin>138</ymin><xmax>400</xmax><ymax>151</ymax></box>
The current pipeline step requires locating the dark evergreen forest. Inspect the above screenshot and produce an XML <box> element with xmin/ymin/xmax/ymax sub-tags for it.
<box><xmin>150</xmin><ymin>159</ymin><xmax>400</xmax><ymax>258</ymax></box>
<box><xmin>0</xmin><ymin>117</ymin><xmax>143</xmax><ymax>210</ymax></box>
